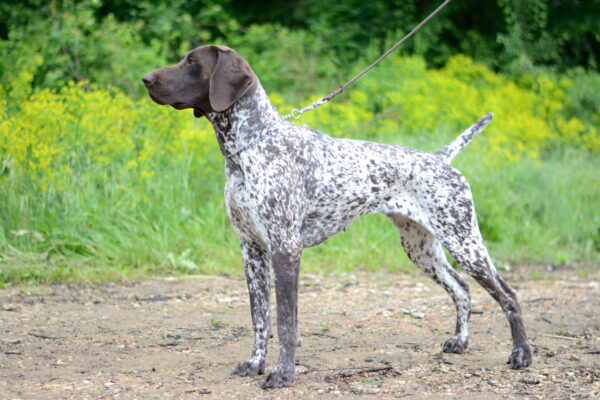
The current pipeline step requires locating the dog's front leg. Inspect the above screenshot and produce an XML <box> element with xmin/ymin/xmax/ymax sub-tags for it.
<box><xmin>232</xmin><ymin>237</ymin><xmax>271</xmax><ymax>376</ymax></box>
<box><xmin>260</xmin><ymin>243</ymin><xmax>301</xmax><ymax>389</ymax></box>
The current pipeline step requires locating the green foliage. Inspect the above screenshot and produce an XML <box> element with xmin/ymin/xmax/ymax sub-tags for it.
<box><xmin>226</xmin><ymin>24</ymin><xmax>342</xmax><ymax>99</ymax></box>
<box><xmin>294</xmin><ymin>0</ymin><xmax>418</xmax><ymax>65</ymax></box>
<box><xmin>0</xmin><ymin>77</ymin><xmax>239</xmax><ymax>282</ymax></box>
<box><xmin>464</xmin><ymin>150</ymin><xmax>600</xmax><ymax>265</ymax></box>
<box><xmin>0</xmin><ymin>1</ymin><xmax>599</xmax><ymax>284</ymax></box>
<box><xmin>497</xmin><ymin>0</ymin><xmax>559</xmax><ymax>74</ymax></box>
<box><xmin>1</xmin><ymin>52</ymin><xmax>598</xmax><ymax>284</ymax></box>
<box><xmin>563</xmin><ymin>68</ymin><xmax>600</xmax><ymax>127</ymax></box>
<box><xmin>1</xmin><ymin>0</ymin><xmax>599</xmax><ymax>99</ymax></box>
<box><xmin>0</xmin><ymin>0</ymin><xmax>168</xmax><ymax>98</ymax></box>
<box><xmin>298</xmin><ymin>54</ymin><xmax>599</xmax><ymax>158</ymax></box>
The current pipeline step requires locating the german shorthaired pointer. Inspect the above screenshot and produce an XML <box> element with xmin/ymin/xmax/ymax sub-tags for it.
<box><xmin>142</xmin><ymin>45</ymin><xmax>532</xmax><ymax>388</ymax></box>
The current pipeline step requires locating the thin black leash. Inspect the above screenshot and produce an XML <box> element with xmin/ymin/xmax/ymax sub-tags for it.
<box><xmin>282</xmin><ymin>0</ymin><xmax>452</xmax><ymax>120</ymax></box>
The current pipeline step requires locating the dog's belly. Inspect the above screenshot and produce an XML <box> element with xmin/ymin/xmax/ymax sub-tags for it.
<box><xmin>300</xmin><ymin>209</ymin><xmax>361</xmax><ymax>248</ymax></box>
<box><xmin>300</xmin><ymin>181</ymin><xmax>393</xmax><ymax>248</ymax></box>
<box><xmin>299</xmin><ymin>193</ymin><xmax>429</xmax><ymax>248</ymax></box>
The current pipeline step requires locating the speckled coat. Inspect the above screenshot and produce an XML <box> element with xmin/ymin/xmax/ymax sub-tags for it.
<box><xmin>142</xmin><ymin>45</ymin><xmax>532</xmax><ymax>389</ymax></box>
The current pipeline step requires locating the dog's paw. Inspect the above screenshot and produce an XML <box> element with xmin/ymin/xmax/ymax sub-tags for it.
<box><xmin>442</xmin><ymin>336</ymin><xmax>468</xmax><ymax>354</ymax></box>
<box><xmin>507</xmin><ymin>342</ymin><xmax>532</xmax><ymax>369</ymax></box>
<box><xmin>259</xmin><ymin>367</ymin><xmax>294</xmax><ymax>389</ymax></box>
<box><xmin>232</xmin><ymin>360</ymin><xmax>265</xmax><ymax>376</ymax></box>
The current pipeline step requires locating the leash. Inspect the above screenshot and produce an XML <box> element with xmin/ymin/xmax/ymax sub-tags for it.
<box><xmin>282</xmin><ymin>0</ymin><xmax>452</xmax><ymax>120</ymax></box>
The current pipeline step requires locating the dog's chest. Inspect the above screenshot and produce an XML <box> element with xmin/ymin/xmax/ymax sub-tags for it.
<box><xmin>224</xmin><ymin>163</ymin><xmax>268</xmax><ymax>244</ymax></box>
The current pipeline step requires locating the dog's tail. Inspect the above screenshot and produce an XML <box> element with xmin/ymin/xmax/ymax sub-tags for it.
<box><xmin>435</xmin><ymin>113</ymin><xmax>493</xmax><ymax>163</ymax></box>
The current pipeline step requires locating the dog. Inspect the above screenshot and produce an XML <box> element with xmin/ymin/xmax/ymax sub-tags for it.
<box><xmin>142</xmin><ymin>45</ymin><xmax>532</xmax><ymax>388</ymax></box>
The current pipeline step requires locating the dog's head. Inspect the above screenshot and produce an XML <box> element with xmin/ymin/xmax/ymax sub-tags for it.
<box><xmin>142</xmin><ymin>45</ymin><xmax>257</xmax><ymax>118</ymax></box>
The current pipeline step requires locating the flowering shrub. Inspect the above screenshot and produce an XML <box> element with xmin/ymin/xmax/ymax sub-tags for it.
<box><xmin>298</xmin><ymin>55</ymin><xmax>599</xmax><ymax>162</ymax></box>
<box><xmin>0</xmin><ymin>80</ymin><xmax>218</xmax><ymax>195</ymax></box>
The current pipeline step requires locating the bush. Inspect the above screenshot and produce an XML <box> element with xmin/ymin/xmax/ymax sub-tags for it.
<box><xmin>226</xmin><ymin>24</ymin><xmax>343</xmax><ymax>100</ymax></box>
<box><xmin>298</xmin><ymin>54</ymin><xmax>599</xmax><ymax>159</ymax></box>
<box><xmin>0</xmin><ymin>0</ymin><xmax>168</xmax><ymax>98</ymax></box>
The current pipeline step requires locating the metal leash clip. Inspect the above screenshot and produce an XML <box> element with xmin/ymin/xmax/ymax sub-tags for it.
<box><xmin>283</xmin><ymin>98</ymin><xmax>328</xmax><ymax>120</ymax></box>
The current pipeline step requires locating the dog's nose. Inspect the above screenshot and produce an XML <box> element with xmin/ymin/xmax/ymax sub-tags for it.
<box><xmin>141</xmin><ymin>73</ymin><xmax>156</xmax><ymax>87</ymax></box>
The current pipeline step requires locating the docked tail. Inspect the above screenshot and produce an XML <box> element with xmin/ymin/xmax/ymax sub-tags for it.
<box><xmin>435</xmin><ymin>113</ymin><xmax>493</xmax><ymax>163</ymax></box>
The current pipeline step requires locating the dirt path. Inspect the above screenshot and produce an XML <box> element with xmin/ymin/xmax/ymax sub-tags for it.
<box><xmin>1</xmin><ymin>266</ymin><xmax>599</xmax><ymax>399</ymax></box>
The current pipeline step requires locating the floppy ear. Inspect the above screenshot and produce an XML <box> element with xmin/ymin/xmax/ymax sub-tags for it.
<box><xmin>209</xmin><ymin>46</ymin><xmax>256</xmax><ymax>112</ymax></box>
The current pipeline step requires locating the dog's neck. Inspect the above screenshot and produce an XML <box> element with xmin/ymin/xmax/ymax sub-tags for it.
<box><xmin>205</xmin><ymin>82</ymin><xmax>282</xmax><ymax>159</ymax></box>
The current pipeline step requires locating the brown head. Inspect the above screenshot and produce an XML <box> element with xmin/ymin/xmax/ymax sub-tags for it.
<box><xmin>141</xmin><ymin>45</ymin><xmax>257</xmax><ymax>118</ymax></box>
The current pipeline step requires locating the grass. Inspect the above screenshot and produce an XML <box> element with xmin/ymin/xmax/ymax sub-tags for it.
<box><xmin>462</xmin><ymin>149</ymin><xmax>600</xmax><ymax>266</ymax></box>
<box><xmin>1</xmin><ymin>144</ymin><xmax>597</xmax><ymax>287</ymax></box>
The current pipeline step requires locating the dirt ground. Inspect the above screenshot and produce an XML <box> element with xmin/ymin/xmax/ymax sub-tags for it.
<box><xmin>1</xmin><ymin>266</ymin><xmax>598</xmax><ymax>399</ymax></box>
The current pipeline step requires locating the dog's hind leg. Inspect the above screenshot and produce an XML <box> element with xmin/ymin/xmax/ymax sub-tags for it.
<box><xmin>442</xmin><ymin>228</ymin><xmax>532</xmax><ymax>368</ymax></box>
<box><xmin>389</xmin><ymin>214</ymin><xmax>471</xmax><ymax>353</ymax></box>
<box><xmin>232</xmin><ymin>236</ymin><xmax>271</xmax><ymax>377</ymax></box>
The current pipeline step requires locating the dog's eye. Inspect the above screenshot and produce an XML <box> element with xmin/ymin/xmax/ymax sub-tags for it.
<box><xmin>188</xmin><ymin>58</ymin><xmax>196</xmax><ymax>65</ymax></box>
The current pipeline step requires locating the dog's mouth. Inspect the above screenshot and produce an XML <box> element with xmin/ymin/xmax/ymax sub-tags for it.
<box><xmin>147</xmin><ymin>92</ymin><xmax>168</xmax><ymax>106</ymax></box>
<box><xmin>147</xmin><ymin>91</ymin><xmax>197</xmax><ymax>115</ymax></box>
<box><xmin>170</xmin><ymin>102</ymin><xmax>190</xmax><ymax>110</ymax></box>
<box><xmin>146</xmin><ymin>91</ymin><xmax>190</xmax><ymax>110</ymax></box>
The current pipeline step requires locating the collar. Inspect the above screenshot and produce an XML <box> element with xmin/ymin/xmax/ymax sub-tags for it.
<box><xmin>224</xmin><ymin>129</ymin><xmax>273</xmax><ymax>160</ymax></box>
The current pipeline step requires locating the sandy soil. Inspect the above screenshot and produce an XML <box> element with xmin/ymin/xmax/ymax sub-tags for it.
<box><xmin>1</xmin><ymin>266</ymin><xmax>599</xmax><ymax>399</ymax></box>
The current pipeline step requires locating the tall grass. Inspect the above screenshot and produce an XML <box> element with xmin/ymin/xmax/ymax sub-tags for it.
<box><xmin>1</xmin><ymin>54</ymin><xmax>598</xmax><ymax>285</ymax></box>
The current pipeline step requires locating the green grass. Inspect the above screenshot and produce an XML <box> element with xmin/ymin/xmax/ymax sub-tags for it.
<box><xmin>1</xmin><ymin>142</ymin><xmax>597</xmax><ymax>287</ymax></box>
<box><xmin>463</xmin><ymin>149</ymin><xmax>600</xmax><ymax>265</ymax></box>
<box><xmin>0</xmin><ymin>149</ymin><xmax>242</xmax><ymax>285</ymax></box>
